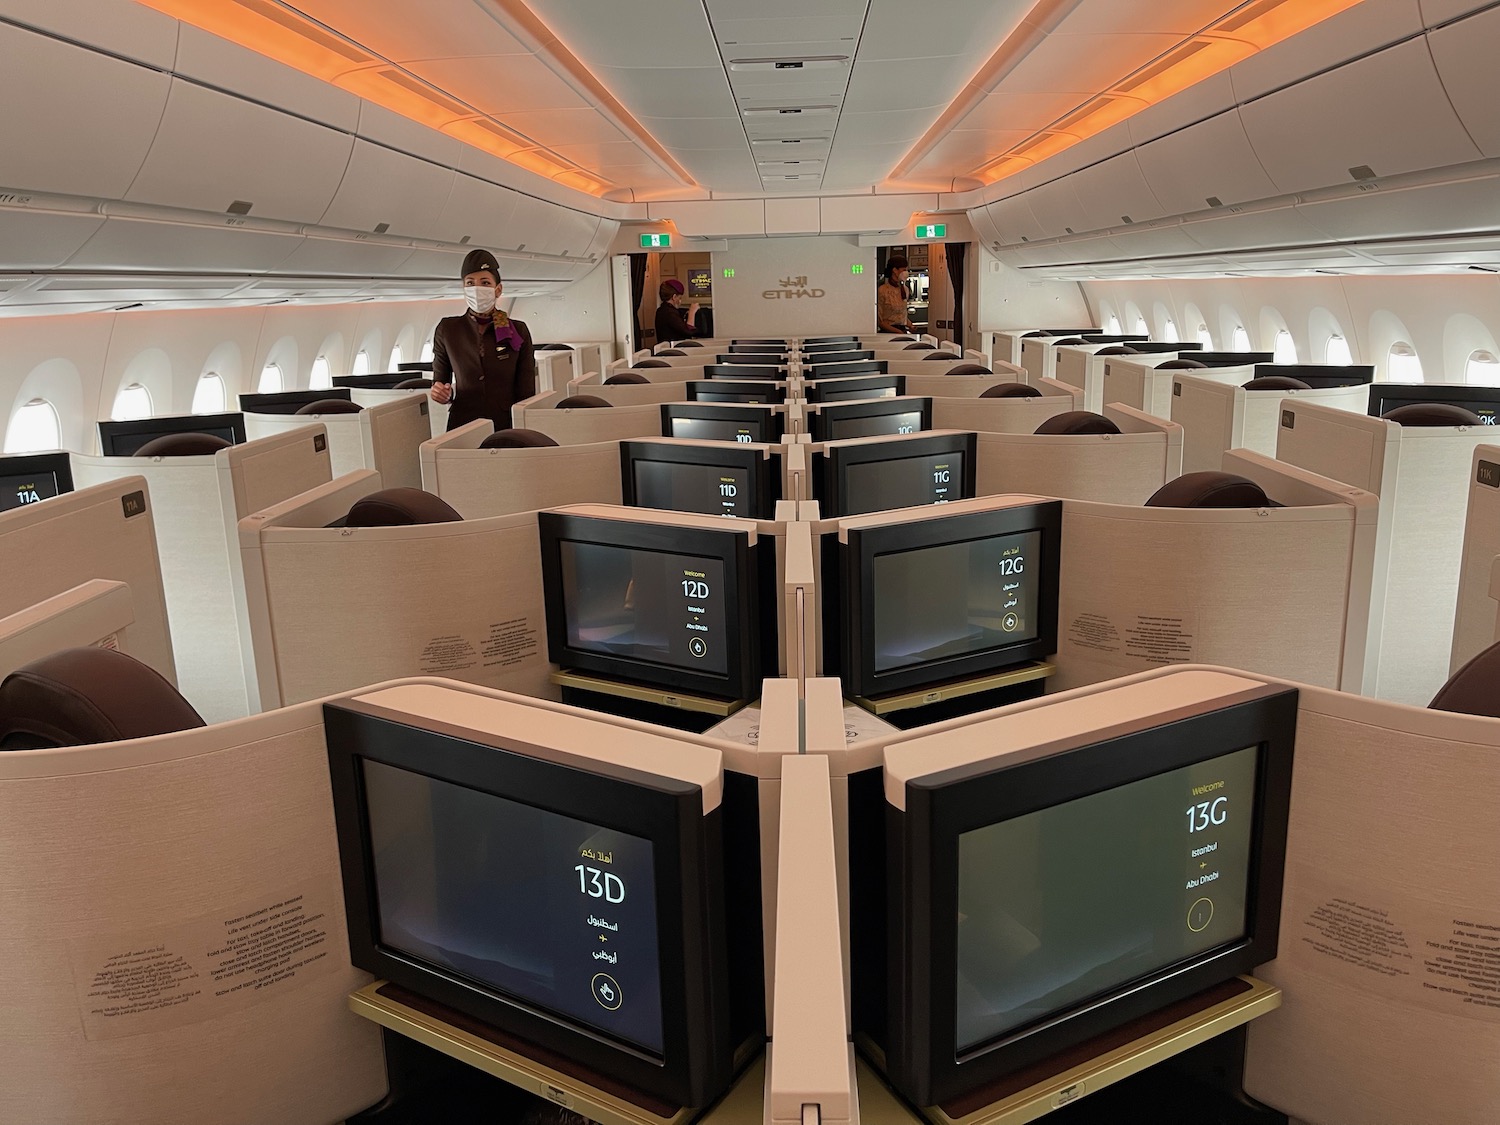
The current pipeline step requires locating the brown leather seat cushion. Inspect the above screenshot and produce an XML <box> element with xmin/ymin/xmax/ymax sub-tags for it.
<box><xmin>924</xmin><ymin>352</ymin><xmax>957</xmax><ymax>361</ymax></box>
<box><xmin>134</xmin><ymin>433</ymin><xmax>233</xmax><ymax>457</ymax></box>
<box><xmin>1034</xmin><ymin>411</ymin><xmax>1122</xmax><ymax>435</ymax></box>
<box><xmin>480</xmin><ymin>428</ymin><xmax>560</xmax><ymax>449</ymax></box>
<box><xmin>346</xmin><ymin>487</ymin><xmax>463</xmax><ymax>527</ymax></box>
<box><xmin>0</xmin><ymin>647</ymin><xmax>206</xmax><ymax>750</ymax></box>
<box><xmin>1146</xmin><ymin>471</ymin><xmax>1272</xmax><ymax>508</ymax></box>
<box><xmin>538</xmin><ymin>343</ymin><xmax>573</xmax><ymax>351</ymax></box>
<box><xmin>980</xmin><ymin>382</ymin><xmax>1042</xmax><ymax>399</ymax></box>
<box><xmin>1430</xmin><ymin>641</ymin><xmax>1500</xmax><ymax>718</ymax></box>
<box><xmin>295</xmin><ymin>398</ymin><xmax>363</xmax><ymax>415</ymax></box>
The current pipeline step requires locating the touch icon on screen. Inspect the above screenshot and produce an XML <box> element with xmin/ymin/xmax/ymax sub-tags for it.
<box><xmin>592</xmin><ymin>973</ymin><xmax>623</xmax><ymax>1011</ymax></box>
<box><xmin>1187</xmin><ymin>897</ymin><xmax>1214</xmax><ymax>933</ymax></box>
<box><xmin>689</xmin><ymin>637</ymin><xmax>708</xmax><ymax>659</ymax></box>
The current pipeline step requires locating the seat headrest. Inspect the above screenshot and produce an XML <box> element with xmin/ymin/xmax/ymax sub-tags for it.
<box><xmin>980</xmin><ymin>382</ymin><xmax>1043</xmax><ymax>399</ymax></box>
<box><xmin>133</xmin><ymin>432</ymin><xmax>233</xmax><ymax>457</ymax></box>
<box><xmin>947</xmin><ymin>363</ymin><xmax>993</xmax><ymax>375</ymax></box>
<box><xmin>635</xmin><ymin>359</ymin><xmax>671</xmax><ymax>369</ymax></box>
<box><xmin>923</xmin><ymin>352</ymin><xmax>956</xmax><ymax>361</ymax></box>
<box><xmin>658</xmin><ymin>349</ymin><xmax>688</xmax><ymax>357</ymax></box>
<box><xmin>1382</xmin><ymin>403</ymin><xmax>1485</xmax><ymax>426</ymax></box>
<box><xmin>0</xmin><ymin>648</ymin><xmax>206</xmax><ymax>751</ymax></box>
<box><xmin>604</xmin><ymin>373</ymin><xmax>650</xmax><ymax>385</ymax></box>
<box><xmin>1243</xmin><ymin>375</ymin><xmax>1312</xmax><ymax>391</ymax></box>
<box><xmin>394</xmin><ymin>377</ymin><xmax>431</xmax><ymax>390</ymax></box>
<box><xmin>480</xmin><ymin>428</ymin><xmax>559</xmax><ymax>449</ymax></box>
<box><xmin>889</xmin><ymin>336</ymin><xmax>914</xmax><ymax>342</ymax></box>
<box><xmin>904</xmin><ymin>343</ymin><xmax>936</xmax><ymax>350</ymax></box>
<box><xmin>1430</xmin><ymin>639</ymin><xmax>1500</xmax><ymax>718</ymax></box>
<box><xmin>1034</xmin><ymin>411</ymin><xmax>1122</xmax><ymax>435</ymax></box>
<box><xmin>295</xmin><ymin>398</ymin><xmax>363</xmax><ymax>415</ymax></box>
<box><xmin>677</xmin><ymin>340</ymin><xmax>705</xmax><ymax>347</ymax></box>
<box><xmin>1157</xmin><ymin>359</ymin><xmax>1207</xmax><ymax>370</ymax></box>
<box><xmin>1146</xmin><ymin>471</ymin><xmax>1273</xmax><ymax>509</ymax></box>
<box><xmin>538</xmin><ymin>343</ymin><xmax>573</xmax><ymax>351</ymax></box>
<box><xmin>553</xmin><ymin>395</ymin><xmax>612</xmax><ymax>409</ymax></box>
<box><xmin>1051</xmin><ymin>337</ymin><xmax>1088</xmax><ymax>346</ymax></box>
<box><xmin>345</xmin><ymin>487</ymin><xmax>463</xmax><ymax>527</ymax></box>
<box><xmin>1095</xmin><ymin>346</ymin><xmax>1139</xmax><ymax>356</ymax></box>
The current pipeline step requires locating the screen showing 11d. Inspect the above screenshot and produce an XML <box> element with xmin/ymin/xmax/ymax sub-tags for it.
<box><xmin>633</xmin><ymin>459</ymin><xmax>751</xmax><ymax>518</ymax></box>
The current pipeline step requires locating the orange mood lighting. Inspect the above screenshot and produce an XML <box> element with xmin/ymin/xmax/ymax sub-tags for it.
<box><xmin>131</xmin><ymin>0</ymin><xmax>626</xmax><ymax>197</ymax></box>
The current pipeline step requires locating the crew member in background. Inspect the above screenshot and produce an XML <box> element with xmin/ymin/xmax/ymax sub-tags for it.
<box><xmin>877</xmin><ymin>255</ymin><xmax>914</xmax><ymax>334</ymax></box>
<box><xmin>654</xmin><ymin>278</ymin><xmax>701</xmax><ymax>344</ymax></box>
<box><xmin>429</xmin><ymin>249</ymin><xmax>537</xmax><ymax>431</ymax></box>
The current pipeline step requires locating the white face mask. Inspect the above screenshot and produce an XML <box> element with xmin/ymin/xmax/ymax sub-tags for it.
<box><xmin>464</xmin><ymin>285</ymin><xmax>497</xmax><ymax>315</ymax></box>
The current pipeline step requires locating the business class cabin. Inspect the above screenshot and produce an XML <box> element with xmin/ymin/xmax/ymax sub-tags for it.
<box><xmin>5</xmin><ymin>2</ymin><xmax>1500</xmax><ymax>1124</ymax></box>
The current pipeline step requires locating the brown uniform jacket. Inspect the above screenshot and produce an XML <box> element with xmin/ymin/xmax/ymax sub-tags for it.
<box><xmin>877</xmin><ymin>280</ymin><xmax>910</xmax><ymax>332</ymax></box>
<box><xmin>431</xmin><ymin>312</ymin><xmax>537</xmax><ymax>431</ymax></box>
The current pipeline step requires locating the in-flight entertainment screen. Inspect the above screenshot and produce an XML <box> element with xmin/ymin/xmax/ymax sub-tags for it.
<box><xmin>954</xmin><ymin>745</ymin><xmax>1259</xmax><ymax>1050</ymax></box>
<box><xmin>362</xmin><ymin>759</ymin><xmax>665</xmax><ymax>1053</ymax></box>
<box><xmin>633</xmin><ymin>459</ymin><xmax>752</xmax><ymax>518</ymax></box>
<box><xmin>843</xmin><ymin>450</ymin><xmax>965</xmax><ymax>515</ymax></box>
<box><xmin>0</xmin><ymin>470</ymin><xmax>61</xmax><ymax>511</ymax></box>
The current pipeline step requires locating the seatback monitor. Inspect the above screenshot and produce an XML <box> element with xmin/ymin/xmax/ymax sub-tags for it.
<box><xmin>803</xmin><ymin>361</ymin><xmax>889</xmax><ymax>380</ymax></box>
<box><xmin>334</xmin><ymin>373</ymin><xmax>431</xmax><ymax>389</ymax></box>
<box><xmin>620</xmin><ymin>440</ymin><xmax>780</xmax><ymax>519</ymax></box>
<box><xmin>0</xmin><ymin>451</ymin><xmax>74</xmax><ymax>511</ymax></box>
<box><xmin>809</xmin><ymin>397</ymin><xmax>931</xmax><ymax>442</ymax></box>
<box><xmin>1187</xmin><ymin>352</ymin><xmax>1275</xmax><ymax>367</ymax></box>
<box><xmin>704</xmin><ymin>365</ymin><xmax>786</xmax><ymax>381</ymax></box>
<box><xmin>1367</xmin><ymin>382</ymin><xmax>1500</xmax><ymax>425</ymax></box>
<box><xmin>805</xmin><ymin>375</ymin><xmax>906</xmax><ymax>403</ymax></box>
<box><xmin>1252</xmin><ymin>364</ymin><xmax>1374</xmax><ymax>390</ymax></box>
<box><xmin>813</xmin><ymin>432</ymin><xmax>976</xmax><ymax>518</ymax></box>
<box><xmin>661</xmin><ymin>403</ymin><xmax>782</xmax><ymax>445</ymax></box>
<box><xmin>686</xmin><ymin>381</ymin><xmax>786</xmax><ymax>405</ymax></box>
<box><xmin>239</xmin><ymin>388</ymin><xmax>355</xmax><ymax>415</ymax></box>
<box><xmin>98</xmin><ymin>412</ymin><xmax>247</xmax><ymax>456</ymax></box>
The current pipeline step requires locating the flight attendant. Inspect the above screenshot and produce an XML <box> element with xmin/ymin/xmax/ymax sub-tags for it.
<box><xmin>430</xmin><ymin>249</ymin><xmax>537</xmax><ymax>431</ymax></box>
<box><xmin>654</xmin><ymin>278</ymin><xmax>701</xmax><ymax>344</ymax></box>
<box><xmin>877</xmin><ymin>255</ymin><xmax>914</xmax><ymax>334</ymax></box>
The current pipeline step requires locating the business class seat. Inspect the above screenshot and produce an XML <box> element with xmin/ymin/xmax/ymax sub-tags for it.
<box><xmin>1146</xmin><ymin>470</ymin><xmax>1273</xmax><ymax>508</ymax></box>
<box><xmin>1382</xmin><ymin>402</ymin><xmax>1484</xmax><ymax>426</ymax></box>
<box><xmin>1243</xmin><ymin>375</ymin><xmax>1312</xmax><ymax>391</ymax></box>
<box><xmin>604</xmin><ymin>372</ymin><xmax>650</xmax><ymax>385</ymax></box>
<box><xmin>0</xmin><ymin>646</ymin><xmax>205</xmax><ymax>750</ymax></box>
<box><xmin>1034</xmin><ymin>410</ymin><xmax>1122</xmax><ymax>435</ymax></box>
<box><xmin>980</xmin><ymin>382</ymin><xmax>1042</xmax><ymax>398</ymax></box>
<box><xmin>296</xmin><ymin>398</ymin><xmax>363</xmax><ymax>415</ymax></box>
<box><xmin>134</xmin><ymin>432</ymin><xmax>233</xmax><ymax>457</ymax></box>
<box><xmin>1429</xmin><ymin>638</ymin><xmax>1500</xmax><ymax>718</ymax></box>
<box><xmin>345</xmin><ymin>488</ymin><xmax>463</xmax><ymax>527</ymax></box>
<box><xmin>479</xmin><ymin>428</ymin><xmax>560</xmax><ymax>449</ymax></box>
<box><xmin>552</xmin><ymin>395</ymin><xmax>612</xmax><ymax>410</ymax></box>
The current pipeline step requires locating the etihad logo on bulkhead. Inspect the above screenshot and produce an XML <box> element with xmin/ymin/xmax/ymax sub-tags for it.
<box><xmin>763</xmin><ymin>274</ymin><xmax>826</xmax><ymax>299</ymax></box>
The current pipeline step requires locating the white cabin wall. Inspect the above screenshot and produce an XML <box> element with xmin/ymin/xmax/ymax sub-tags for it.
<box><xmin>972</xmin><ymin>245</ymin><xmax>1093</xmax><ymax>335</ymax></box>
<box><xmin>711</xmin><ymin>236</ymin><xmax>876</xmax><ymax>338</ymax></box>
<box><xmin>506</xmin><ymin>260</ymin><xmax>617</xmax><ymax>351</ymax></box>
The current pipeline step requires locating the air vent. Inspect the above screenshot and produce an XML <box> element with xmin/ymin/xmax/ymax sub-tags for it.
<box><xmin>1051</xmin><ymin>96</ymin><xmax>1116</xmax><ymax>135</ymax></box>
<box><xmin>1121</xmin><ymin>216</ymin><xmax>1133</xmax><ymax>224</ymax></box>
<box><xmin>232</xmin><ymin>0</ymin><xmax>367</xmax><ymax>63</ymax></box>
<box><xmin>114</xmin><ymin>303</ymin><xmax>144</xmax><ymax>311</ymax></box>
<box><xmin>1205</xmin><ymin>196</ymin><xmax>1223</xmax><ymax>208</ymax></box>
<box><xmin>1349</xmin><ymin>165</ymin><xmax>1377</xmax><ymax>181</ymax></box>
<box><xmin>460</xmin><ymin>235</ymin><xmax>471</xmax><ymax>245</ymax></box>
<box><xmin>1064</xmin><ymin>227</ymin><xmax>1074</xmax><ymax>234</ymax></box>
<box><xmin>1215</xmin><ymin>0</ymin><xmax>1285</xmax><ymax>33</ymax></box>
<box><xmin>377</xmin><ymin>67</ymin><xmax>475</xmax><ymax>119</ymax></box>
<box><xmin>227</xmin><ymin>200</ymin><xmax>253</xmax><ymax>216</ymax></box>
<box><xmin>1116</xmin><ymin>40</ymin><xmax>1213</xmax><ymax>93</ymax></box>
<box><xmin>743</xmin><ymin>105</ymin><xmax>837</xmax><ymax>117</ymax></box>
<box><xmin>373</xmin><ymin>222</ymin><xmax>390</xmax><ymax>234</ymax></box>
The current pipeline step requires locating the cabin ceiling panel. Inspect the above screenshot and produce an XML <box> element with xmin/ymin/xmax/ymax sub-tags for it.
<box><xmin>991</xmin><ymin>33</ymin><xmax>1186</xmax><ymax>95</ymax></box>
<box><xmin>0</xmin><ymin>26</ymin><xmax>171</xmax><ymax>201</ymax></box>
<box><xmin>0</xmin><ymin>212</ymin><xmax>108</xmax><ymax>271</ymax></box>
<box><xmin>856</xmin><ymin>0</ymin><xmax>1032</xmax><ymax>61</ymax></box>
<box><xmin>1226</xmin><ymin>0</ymin><xmax>1426</xmax><ymax>102</ymax></box>
<box><xmin>494</xmin><ymin>108</ymin><xmax>633</xmax><ymax>147</ymax></box>
<box><xmin>1419</xmin><ymin>0</ymin><xmax>1496</xmax><ymax>21</ymax></box>
<box><xmin>173</xmin><ymin>24</ymin><xmax>363</xmax><ymax>130</ymax></box>
<box><xmin>402</xmin><ymin>55</ymin><xmax>590</xmax><ymax>114</ymax></box>
<box><xmin>1426</xmin><ymin>7</ymin><xmax>1500</xmax><ymax>159</ymax></box>
<box><xmin>353</xmin><ymin>101</ymin><xmax>467</xmax><ymax>167</ymax></box>
<box><xmin>592</xmin><ymin>68</ymin><xmax>741</xmax><ymax>121</ymax></box>
<box><xmin>1124</xmin><ymin>70</ymin><xmax>1237</xmax><ymax>145</ymax></box>
<box><xmin>284</xmin><ymin>0</ymin><xmax>531</xmax><ymax>62</ymax></box>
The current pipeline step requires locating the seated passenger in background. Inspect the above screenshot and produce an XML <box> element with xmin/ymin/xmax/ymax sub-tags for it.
<box><xmin>877</xmin><ymin>255</ymin><xmax>914</xmax><ymax>334</ymax></box>
<box><xmin>430</xmin><ymin>249</ymin><xmax>537</xmax><ymax>431</ymax></box>
<box><xmin>654</xmin><ymin>278</ymin><xmax>701</xmax><ymax>343</ymax></box>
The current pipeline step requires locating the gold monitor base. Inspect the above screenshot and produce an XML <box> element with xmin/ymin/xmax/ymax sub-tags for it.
<box><xmin>855</xmin><ymin>661</ymin><xmax>1054</xmax><ymax>716</ymax></box>
<box><xmin>551</xmin><ymin>669</ymin><xmax>745</xmax><ymax>717</ymax></box>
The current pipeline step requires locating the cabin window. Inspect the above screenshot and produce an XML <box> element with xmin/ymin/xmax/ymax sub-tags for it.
<box><xmin>1196</xmin><ymin>324</ymin><xmax>1213</xmax><ymax>348</ymax></box>
<box><xmin>1231</xmin><ymin>325</ymin><xmax>1251</xmax><ymax>351</ymax></box>
<box><xmin>1273</xmin><ymin>330</ymin><xmax>1297</xmax><ymax>364</ymax></box>
<box><xmin>1466</xmin><ymin>350</ymin><xmax>1500</xmax><ymax>386</ymax></box>
<box><xmin>310</xmin><ymin>356</ymin><xmax>332</xmax><ymax>390</ymax></box>
<box><xmin>1162</xmin><ymin>318</ymin><xmax>1179</xmax><ymax>343</ymax></box>
<box><xmin>352</xmin><ymin>350</ymin><xmax>370</xmax><ymax>377</ymax></box>
<box><xmin>258</xmin><ymin>362</ymin><xmax>283</xmax><ymax>394</ymax></box>
<box><xmin>1133</xmin><ymin>314</ymin><xmax>1148</xmax><ymax>336</ymax></box>
<box><xmin>1387</xmin><ymin>342</ymin><xmax>1423</xmax><ymax>382</ymax></box>
<box><xmin>388</xmin><ymin>344</ymin><xmax>404</xmax><ymax>370</ymax></box>
<box><xmin>421</xmin><ymin>337</ymin><xmax>435</xmax><ymax>363</ymax></box>
<box><xmin>1324</xmin><ymin>336</ymin><xmax>1353</xmax><ymax>366</ymax></box>
<box><xmin>4</xmin><ymin>399</ymin><xmax>61</xmax><ymax>454</ymax></box>
<box><xmin>192</xmin><ymin>373</ymin><xmax>226</xmax><ymax>414</ymax></box>
<box><xmin>1104</xmin><ymin>312</ymin><xmax>1121</xmax><ymax>334</ymax></box>
<box><xmin>112</xmin><ymin>383</ymin><xmax>153</xmax><ymax>422</ymax></box>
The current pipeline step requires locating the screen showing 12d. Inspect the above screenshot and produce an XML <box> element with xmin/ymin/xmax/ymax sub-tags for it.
<box><xmin>561</xmin><ymin>541</ymin><xmax>728</xmax><ymax>675</ymax></box>
<box><xmin>362</xmin><ymin>759</ymin><xmax>665</xmax><ymax>1052</ymax></box>
<box><xmin>0</xmin><ymin>471</ymin><xmax>60</xmax><ymax>512</ymax></box>
<box><xmin>871</xmin><ymin>529</ymin><xmax>1039</xmax><ymax>674</ymax></box>
<box><xmin>954</xmin><ymin>745</ymin><xmax>1259</xmax><ymax>1052</ymax></box>
<box><xmin>842</xmin><ymin>451</ymin><xmax>965</xmax><ymax>516</ymax></box>
<box><xmin>633</xmin><ymin>459</ymin><xmax>751</xmax><ymax>518</ymax></box>
<box><xmin>670</xmin><ymin>416</ymin><xmax>761</xmax><ymax>444</ymax></box>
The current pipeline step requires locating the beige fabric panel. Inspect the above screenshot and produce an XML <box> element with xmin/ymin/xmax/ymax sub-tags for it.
<box><xmin>0</xmin><ymin>580</ymin><xmax>135</xmax><ymax>678</ymax></box>
<box><xmin>1240</xmin><ymin>385</ymin><xmax>1368</xmax><ymax>461</ymax></box>
<box><xmin>223</xmin><ymin>426</ymin><xmax>333</xmax><ymax>519</ymax></box>
<box><xmin>1244</xmin><ymin>684</ymin><xmax>1500</xmax><ymax>1125</ymax></box>
<box><xmin>0</xmin><ymin>481</ymin><xmax>173</xmax><ymax>683</ymax></box>
<box><xmin>0</xmin><ymin>703</ymin><xmax>387</xmax><ymax>1125</ymax></box>
<box><xmin>900</xmin><ymin>373</ymin><xmax>1023</xmax><ymax>398</ymax></box>
<box><xmin>1051</xmin><ymin>501</ymin><xmax>1359</xmax><ymax>691</ymax></box>
<box><xmin>1172</xmin><ymin>375</ymin><xmax>1244</xmax><ymax>476</ymax></box>
<box><xmin>565</xmin><ymin>381</ymin><xmax>704</xmax><ymax>407</ymax></box>
<box><xmin>514</xmin><ymin>400</ymin><xmax>666</xmax><ymax>445</ymax></box>
<box><xmin>427</xmin><ymin>441</ymin><xmax>623</xmax><ymax>520</ymax></box>
<box><xmin>534</xmin><ymin>348</ymin><xmax>574</xmax><ymax>393</ymax></box>
<box><xmin>974</xmin><ymin>432</ymin><xmax>1174</xmax><ymax>504</ymax></box>
<box><xmin>618</xmin><ymin>366</ymin><xmax>707</xmax><ymax>385</ymax></box>
<box><xmin>363</xmin><ymin>394</ymin><xmax>431</xmax><ymax>492</ymax></box>
<box><xmin>1451</xmin><ymin>445</ymin><xmax>1500</xmax><ymax>672</ymax></box>
<box><xmin>245</xmin><ymin>410</ymin><xmax>368</xmax><ymax>479</ymax></box>
<box><xmin>931</xmin><ymin>395</ymin><xmax>1077</xmax><ymax>436</ymax></box>
<box><xmin>1275</xmin><ymin>402</ymin><xmax>1396</xmax><ymax>497</ymax></box>
<box><xmin>254</xmin><ymin>512</ymin><xmax>555</xmax><ymax>705</ymax></box>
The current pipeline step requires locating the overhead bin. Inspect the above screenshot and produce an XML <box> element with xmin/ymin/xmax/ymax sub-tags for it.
<box><xmin>68</xmin><ymin>214</ymin><xmax>303</xmax><ymax>274</ymax></box>
<box><xmin>1135</xmin><ymin>110</ymin><xmax>1280</xmax><ymax>215</ymax></box>
<box><xmin>1427</xmin><ymin>6</ymin><xmax>1500</xmax><ymax>159</ymax></box>
<box><xmin>173</xmin><ymin>24</ymin><xmax>361</xmax><ymax>131</ymax></box>
<box><xmin>433</xmin><ymin>172</ymin><xmax>522</xmax><ymax>247</ymax></box>
<box><xmin>1066</xmin><ymin>151</ymin><xmax>1167</xmax><ymax>233</ymax></box>
<box><xmin>1226</xmin><ymin>0</ymin><xmax>1427</xmax><ymax>103</ymax></box>
<box><xmin>318</xmin><ymin>141</ymin><xmax>458</xmax><ymax>244</ymax></box>
<box><xmin>0</xmin><ymin>210</ymin><xmax>107</xmax><ymax>272</ymax></box>
<box><xmin>983</xmin><ymin>193</ymin><xmax>1049</xmax><ymax>246</ymax></box>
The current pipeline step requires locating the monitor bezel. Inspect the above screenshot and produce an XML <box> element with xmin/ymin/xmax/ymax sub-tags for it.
<box><xmin>239</xmin><ymin>388</ymin><xmax>355</xmax><ymax>415</ymax></box>
<box><xmin>661</xmin><ymin>403</ymin><xmax>783</xmax><ymax>444</ymax></box>
<box><xmin>1366</xmin><ymin>382</ymin><xmax>1500</xmax><ymax>421</ymax></box>
<box><xmin>813</xmin><ymin>431</ymin><xmax>977</xmax><ymax>518</ymax></box>
<box><xmin>619</xmin><ymin>439</ymin><xmax>781</xmax><ymax>520</ymax></box>
<box><xmin>686</xmin><ymin>380</ymin><xmax>786</xmax><ymax>404</ymax></box>
<box><xmin>704</xmin><ymin>364</ymin><xmax>787</xmax><ymax>381</ymax></box>
<box><xmin>809</xmin><ymin>396</ymin><xmax>932</xmax><ymax>443</ymax></box>
<box><xmin>884</xmin><ymin>684</ymin><xmax>1297</xmax><ymax>1106</ymax></box>
<box><xmin>538</xmin><ymin>511</ymin><xmax>762</xmax><ymax>701</ymax></box>
<box><xmin>323</xmin><ymin>699</ymin><xmax>733</xmax><ymax>1108</ymax></box>
<box><xmin>333</xmin><ymin>373</ymin><xmax>431</xmax><ymax>389</ymax></box>
<box><xmin>97</xmin><ymin>411</ymin><xmax>248</xmax><ymax>456</ymax></box>
<box><xmin>715</xmin><ymin>353</ymin><xmax>785</xmax><ymax>366</ymax></box>
<box><xmin>799</xmin><ymin>350</ymin><xmax>876</xmax><ymax>365</ymax></box>
<box><xmin>0</xmin><ymin>451</ymin><xmax>75</xmax><ymax>508</ymax></box>
<box><xmin>1191</xmin><ymin>352</ymin><xmax>1275</xmax><ymax>367</ymax></box>
<box><xmin>803</xmin><ymin>336</ymin><xmax>860</xmax><ymax>347</ymax></box>
<box><xmin>805</xmin><ymin>375</ymin><xmax>907</xmax><ymax>403</ymax></box>
<box><xmin>804</xmin><ymin>360</ymin><xmax>890</xmax><ymax>380</ymax></box>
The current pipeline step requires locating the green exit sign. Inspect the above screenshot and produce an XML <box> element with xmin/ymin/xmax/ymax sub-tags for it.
<box><xmin>722</xmin><ymin>267</ymin><xmax>735</xmax><ymax>278</ymax></box>
<box><xmin>915</xmin><ymin>223</ymin><xmax>947</xmax><ymax>239</ymax></box>
<box><xmin>639</xmin><ymin>233</ymin><xmax>671</xmax><ymax>248</ymax></box>
<box><xmin>851</xmin><ymin>263</ymin><xmax>864</xmax><ymax>275</ymax></box>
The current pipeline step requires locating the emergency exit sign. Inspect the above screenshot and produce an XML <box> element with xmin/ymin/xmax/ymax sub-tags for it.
<box><xmin>915</xmin><ymin>223</ymin><xmax>947</xmax><ymax>239</ymax></box>
<box><xmin>639</xmin><ymin>233</ymin><xmax>671</xmax><ymax>248</ymax></box>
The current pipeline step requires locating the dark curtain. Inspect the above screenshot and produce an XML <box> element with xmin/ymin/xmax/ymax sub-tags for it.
<box><xmin>945</xmin><ymin>242</ymin><xmax>967</xmax><ymax>352</ymax></box>
<box><xmin>629</xmin><ymin>253</ymin><xmax>648</xmax><ymax>346</ymax></box>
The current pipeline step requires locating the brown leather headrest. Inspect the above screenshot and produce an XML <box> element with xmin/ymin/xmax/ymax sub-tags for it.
<box><xmin>1157</xmin><ymin>359</ymin><xmax>1207</xmax><ymax>370</ymax></box>
<box><xmin>1146</xmin><ymin>471</ymin><xmax>1272</xmax><ymax>509</ymax></box>
<box><xmin>1382</xmin><ymin>403</ymin><xmax>1485</xmax><ymax>426</ymax></box>
<box><xmin>295</xmin><ymin>398</ymin><xmax>362</xmax><ymax>415</ymax></box>
<box><xmin>1095</xmin><ymin>346</ymin><xmax>1140</xmax><ymax>356</ymax></box>
<box><xmin>133</xmin><ymin>433</ymin><xmax>232</xmax><ymax>457</ymax></box>
<box><xmin>604</xmin><ymin>373</ymin><xmax>650</xmax><ymax>385</ymax></box>
<box><xmin>924</xmin><ymin>352</ymin><xmax>957</xmax><ymax>361</ymax></box>
<box><xmin>1034</xmin><ymin>411</ymin><xmax>1121</xmax><ymax>435</ymax></box>
<box><xmin>980</xmin><ymin>383</ymin><xmax>1043</xmax><ymax>399</ymax></box>
<box><xmin>346</xmin><ymin>488</ymin><xmax>463</xmax><ymax>527</ymax></box>
<box><xmin>553</xmin><ymin>395</ymin><xmax>612</xmax><ymax>409</ymax></box>
<box><xmin>677</xmin><ymin>340</ymin><xmax>705</xmax><ymax>347</ymax></box>
<box><xmin>635</xmin><ymin>359</ymin><xmax>671</xmax><ymax>369</ymax></box>
<box><xmin>394</xmin><ymin>377</ymin><xmax>431</xmax><ymax>390</ymax></box>
<box><xmin>1243</xmin><ymin>376</ymin><xmax>1312</xmax><ymax>391</ymax></box>
<box><xmin>538</xmin><ymin>343</ymin><xmax>573</xmax><ymax>351</ymax></box>
<box><xmin>904</xmin><ymin>343</ymin><xmax>936</xmax><ymax>350</ymax></box>
<box><xmin>480</xmin><ymin>428</ymin><xmax>559</xmax><ymax>449</ymax></box>
<box><xmin>889</xmin><ymin>336</ymin><xmax>914</xmax><ymax>342</ymax></box>
<box><xmin>1430</xmin><ymin>640</ymin><xmax>1500</xmax><ymax>718</ymax></box>
<box><xmin>1051</xmin><ymin>337</ymin><xmax>1088</xmax><ymax>346</ymax></box>
<box><xmin>947</xmin><ymin>364</ymin><xmax>993</xmax><ymax>375</ymax></box>
<box><xmin>0</xmin><ymin>647</ymin><xmax>206</xmax><ymax>750</ymax></box>
<box><xmin>658</xmin><ymin>349</ymin><xmax>687</xmax><ymax>357</ymax></box>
